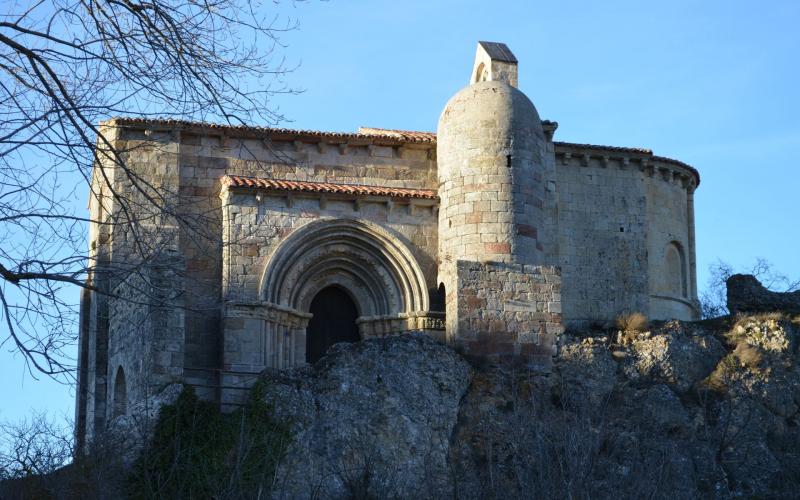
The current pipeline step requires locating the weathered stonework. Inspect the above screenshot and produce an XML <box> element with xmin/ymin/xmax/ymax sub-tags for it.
<box><xmin>76</xmin><ymin>41</ymin><xmax>700</xmax><ymax>447</ymax></box>
<box><xmin>452</xmin><ymin>261</ymin><xmax>562</xmax><ymax>369</ymax></box>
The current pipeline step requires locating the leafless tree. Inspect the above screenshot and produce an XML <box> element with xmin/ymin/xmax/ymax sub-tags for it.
<box><xmin>0</xmin><ymin>0</ymin><xmax>303</xmax><ymax>378</ymax></box>
<box><xmin>0</xmin><ymin>412</ymin><xmax>73</xmax><ymax>480</ymax></box>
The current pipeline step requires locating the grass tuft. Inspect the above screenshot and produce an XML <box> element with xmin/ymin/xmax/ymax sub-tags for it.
<box><xmin>616</xmin><ymin>312</ymin><xmax>649</xmax><ymax>333</ymax></box>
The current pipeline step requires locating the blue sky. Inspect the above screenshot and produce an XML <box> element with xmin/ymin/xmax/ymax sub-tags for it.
<box><xmin>2</xmin><ymin>0</ymin><xmax>798</xmax><ymax>424</ymax></box>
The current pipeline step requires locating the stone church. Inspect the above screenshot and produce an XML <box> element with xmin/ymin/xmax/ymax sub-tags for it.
<box><xmin>75</xmin><ymin>42</ymin><xmax>700</xmax><ymax>446</ymax></box>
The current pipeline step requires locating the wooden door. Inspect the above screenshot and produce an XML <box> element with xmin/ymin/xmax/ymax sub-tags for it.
<box><xmin>305</xmin><ymin>286</ymin><xmax>360</xmax><ymax>363</ymax></box>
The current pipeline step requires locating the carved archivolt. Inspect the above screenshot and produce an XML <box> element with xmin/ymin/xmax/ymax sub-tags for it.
<box><xmin>260</xmin><ymin>218</ymin><xmax>429</xmax><ymax>317</ymax></box>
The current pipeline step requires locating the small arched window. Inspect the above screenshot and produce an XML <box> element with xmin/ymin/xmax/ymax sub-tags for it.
<box><xmin>113</xmin><ymin>367</ymin><xmax>127</xmax><ymax>418</ymax></box>
<box><xmin>474</xmin><ymin>63</ymin><xmax>487</xmax><ymax>83</ymax></box>
<box><xmin>664</xmin><ymin>242</ymin><xmax>687</xmax><ymax>298</ymax></box>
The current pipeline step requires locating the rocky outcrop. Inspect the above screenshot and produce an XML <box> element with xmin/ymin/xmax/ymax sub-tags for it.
<box><xmin>555</xmin><ymin>338</ymin><xmax>617</xmax><ymax>407</ymax></box>
<box><xmin>106</xmin><ymin>383</ymin><xmax>183</xmax><ymax>466</ymax></box>
<box><xmin>621</xmin><ymin>320</ymin><xmax>726</xmax><ymax>393</ymax></box>
<box><xmin>262</xmin><ymin>334</ymin><xmax>471</xmax><ymax>499</ymax></box>
<box><xmin>257</xmin><ymin>316</ymin><xmax>800</xmax><ymax>499</ymax></box>
<box><xmin>727</xmin><ymin>273</ymin><xmax>800</xmax><ymax>314</ymax></box>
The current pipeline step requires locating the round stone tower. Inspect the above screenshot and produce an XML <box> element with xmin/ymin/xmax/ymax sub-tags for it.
<box><xmin>437</xmin><ymin>42</ymin><xmax>547</xmax><ymax>287</ymax></box>
<box><xmin>436</xmin><ymin>42</ymin><xmax>560</xmax><ymax>366</ymax></box>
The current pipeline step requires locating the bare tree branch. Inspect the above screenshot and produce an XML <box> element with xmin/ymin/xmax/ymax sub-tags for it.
<box><xmin>0</xmin><ymin>0</ymin><xmax>303</xmax><ymax>378</ymax></box>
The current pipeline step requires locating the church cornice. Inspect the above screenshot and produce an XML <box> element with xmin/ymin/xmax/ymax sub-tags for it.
<box><xmin>553</xmin><ymin>142</ymin><xmax>700</xmax><ymax>187</ymax></box>
<box><xmin>102</xmin><ymin>117</ymin><xmax>699</xmax><ymax>186</ymax></box>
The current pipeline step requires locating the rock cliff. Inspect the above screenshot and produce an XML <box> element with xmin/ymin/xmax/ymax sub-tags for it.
<box><xmin>263</xmin><ymin>315</ymin><xmax>800</xmax><ymax>499</ymax></box>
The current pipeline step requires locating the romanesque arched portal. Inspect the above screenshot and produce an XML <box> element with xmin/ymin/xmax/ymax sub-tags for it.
<box><xmin>251</xmin><ymin>218</ymin><xmax>431</xmax><ymax>367</ymax></box>
<box><xmin>262</xmin><ymin>218</ymin><xmax>428</xmax><ymax>316</ymax></box>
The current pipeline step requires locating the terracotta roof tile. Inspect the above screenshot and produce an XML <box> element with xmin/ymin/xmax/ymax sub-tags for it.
<box><xmin>103</xmin><ymin>117</ymin><xmax>436</xmax><ymax>144</ymax></box>
<box><xmin>357</xmin><ymin>127</ymin><xmax>437</xmax><ymax>142</ymax></box>
<box><xmin>222</xmin><ymin>175</ymin><xmax>438</xmax><ymax>200</ymax></box>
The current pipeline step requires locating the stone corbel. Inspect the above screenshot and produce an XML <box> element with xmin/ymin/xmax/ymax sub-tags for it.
<box><xmin>601</xmin><ymin>156</ymin><xmax>610</xmax><ymax>168</ymax></box>
<box><xmin>293</xmin><ymin>140</ymin><xmax>304</xmax><ymax>152</ymax></box>
<box><xmin>561</xmin><ymin>152</ymin><xmax>572</xmax><ymax>165</ymax></box>
<box><xmin>316</xmin><ymin>141</ymin><xmax>327</xmax><ymax>154</ymax></box>
<box><xmin>542</xmin><ymin>120</ymin><xmax>559</xmax><ymax>141</ymax></box>
<box><xmin>338</xmin><ymin>142</ymin><xmax>349</xmax><ymax>155</ymax></box>
<box><xmin>580</xmin><ymin>154</ymin><xmax>590</xmax><ymax>167</ymax></box>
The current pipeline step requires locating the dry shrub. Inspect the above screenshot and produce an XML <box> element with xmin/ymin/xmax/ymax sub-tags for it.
<box><xmin>616</xmin><ymin>312</ymin><xmax>649</xmax><ymax>333</ymax></box>
<box><xmin>738</xmin><ymin>312</ymin><xmax>785</xmax><ymax>324</ymax></box>
<box><xmin>705</xmin><ymin>354</ymin><xmax>737</xmax><ymax>391</ymax></box>
<box><xmin>733</xmin><ymin>341</ymin><xmax>763</xmax><ymax>369</ymax></box>
<box><xmin>617</xmin><ymin>329</ymin><xmax>639</xmax><ymax>346</ymax></box>
<box><xmin>705</xmin><ymin>341</ymin><xmax>764</xmax><ymax>393</ymax></box>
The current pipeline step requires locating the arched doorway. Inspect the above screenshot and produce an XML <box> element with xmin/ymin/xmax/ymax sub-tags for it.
<box><xmin>306</xmin><ymin>286</ymin><xmax>360</xmax><ymax>363</ymax></box>
<box><xmin>257</xmin><ymin>218</ymin><xmax>430</xmax><ymax>369</ymax></box>
<box><xmin>113</xmin><ymin>367</ymin><xmax>127</xmax><ymax>418</ymax></box>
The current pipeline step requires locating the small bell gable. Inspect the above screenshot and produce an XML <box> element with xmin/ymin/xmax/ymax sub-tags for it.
<box><xmin>471</xmin><ymin>41</ymin><xmax>518</xmax><ymax>87</ymax></box>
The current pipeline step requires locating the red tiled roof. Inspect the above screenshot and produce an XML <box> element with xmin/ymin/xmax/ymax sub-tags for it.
<box><xmin>222</xmin><ymin>175</ymin><xmax>438</xmax><ymax>200</ymax></box>
<box><xmin>103</xmin><ymin>117</ymin><xmax>436</xmax><ymax>144</ymax></box>
<box><xmin>357</xmin><ymin>127</ymin><xmax>437</xmax><ymax>142</ymax></box>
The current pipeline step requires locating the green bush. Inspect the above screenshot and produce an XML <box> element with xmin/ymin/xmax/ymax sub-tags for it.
<box><xmin>129</xmin><ymin>383</ymin><xmax>291</xmax><ymax>499</ymax></box>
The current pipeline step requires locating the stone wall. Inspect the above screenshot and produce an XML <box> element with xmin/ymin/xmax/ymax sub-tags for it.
<box><xmin>220</xmin><ymin>191</ymin><xmax>438</xmax><ymax>304</ymax></box>
<box><xmin>553</xmin><ymin>144</ymin><xmax>698</xmax><ymax>325</ymax></box>
<box><xmin>553</xmin><ymin>150</ymin><xmax>650</xmax><ymax>326</ymax></box>
<box><xmin>645</xmin><ymin>164</ymin><xmax>698</xmax><ymax>320</ymax></box>
<box><xmin>452</xmin><ymin>261</ymin><xmax>562</xmax><ymax>369</ymax></box>
<box><xmin>107</xmin><ymin>252</ymin><xmax>186</xmax><ymax>422</ymax></box>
